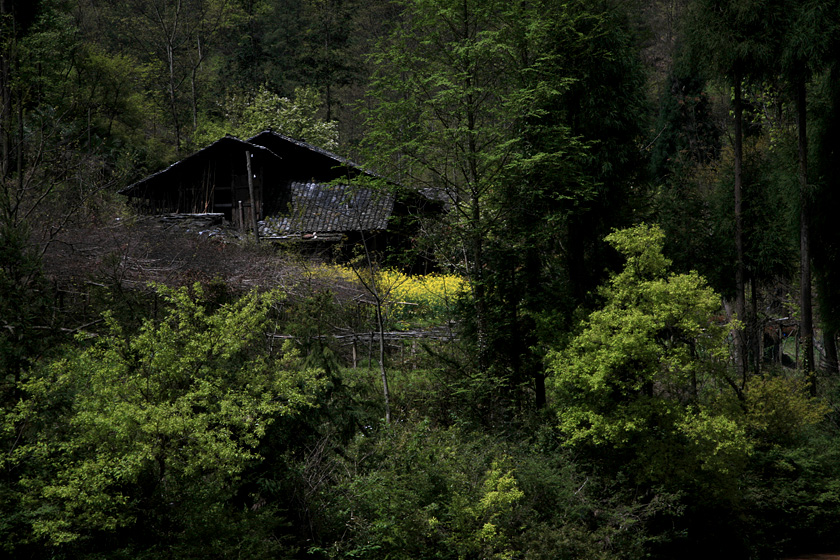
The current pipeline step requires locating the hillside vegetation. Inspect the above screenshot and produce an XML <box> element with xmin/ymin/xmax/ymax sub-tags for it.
<box><xmin>4</xmin><ymin>0</ymin><xmax>840</xmax><ymax>558</ymax></box>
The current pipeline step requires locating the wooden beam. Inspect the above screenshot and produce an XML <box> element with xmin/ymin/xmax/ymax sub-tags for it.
<box><xmin>245</xmin><ymin>150</ymin><xmax>260</xmax><ymax>243</ymax></box>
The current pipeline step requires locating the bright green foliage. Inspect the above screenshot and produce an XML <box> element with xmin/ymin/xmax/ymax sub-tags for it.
<box><xmin>15</xmin><ymin>284</ymin><xmax>321</xmax><ymax>551</ymax></box>
<box><xmin>195</xmin><ymin>85</ymin><xmax>339</xmax><ymax>149</ymax></box>
<box><xmin>425</xmin><ymin>455</ymin><xmax>525</xmax><ymax>560</ymax></box>
<box><xmin>549</xmin><ymin>224</ymin><xmax>746</xmax><ymax>483</ymax></box>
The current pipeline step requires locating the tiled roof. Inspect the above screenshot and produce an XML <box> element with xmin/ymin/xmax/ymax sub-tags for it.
<box><xmin>261</xmin><ymin>182</ymin><xmax>394</xmax><ymax>237</ymax></box>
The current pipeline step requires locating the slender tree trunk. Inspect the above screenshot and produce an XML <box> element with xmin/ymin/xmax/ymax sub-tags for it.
<box><xmin>465</xmin><ymin>126</ymin><xmax>487</xmax><ymax>369</ymax></box>
<box><xmin>733</xmin><ymin>74</ymin><xmax>748</xmax><ymax>386</ymax></box>
<box><xmin>824</xmin><ymin>327</ymin><xmax>839</xmax><ymax>375</ymax></box>
<box><xmin>15</xmin><ymin>71</ymin><xmax>22</xmax><ymax>206</ymax></box>
<box><xmin>352</xmin><ymin>229</ymin><xmax>391</xmax><ymax>424</ymax></box>
<box><xmin>375</xmin><ymin>298</ymin><xmax>391</xmax><ymax>425</ymax></box>
<box><xmin>535</xmin><ymin>371</ymin><xmax>546</xmax><ymax>408</ymax></box>
<box><xmin>797</xmin><ymin>76</ymin><xmax>816</xmax><ymax>394</ymax></box>
<box><xmin>191</xmin><ymin>35</ymin><xmax>201</xmax><ymax>132</ymax></box>
<box><xmin>461</xmin><ymin>0</ymin><xmax>488</xmax><ymax>371</ymax></box>
<box><xmin>0</xmin><ymin>21</ymin><xmax>10</xmax><ymax>180</ymax></box>
<box><xmin>751</xmin><ymin>275</ymin><xmax>760</xmax><ymax>374</ymax></box>
<box><xmin>160</xmin><ymin>0</ymin><xmax>183</xmax><ymax>156</ymax></box>
<box><xmin>524</xmin><ymin>246</ymin><xmax>546</xmax><ymax>408</ymax></box>
<box><xmin>167</xmin><ymin>42</ymin><xmax>181</xmax><ymax>156</ymax></box>
<box><xmin>470</xmin><ymin>193</ymin><xmax>486</xmax><ymax>367</ymax></box>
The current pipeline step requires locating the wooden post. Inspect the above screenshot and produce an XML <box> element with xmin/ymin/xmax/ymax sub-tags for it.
<box><xmin>245</xmin><ymin>150</ymin><xmax>260</xmax><ymax>243</ymax></box>
<box><xmin>238</xmin><ymin>200</ymin><xmax>244</xmax><ymax>233</ymax></box>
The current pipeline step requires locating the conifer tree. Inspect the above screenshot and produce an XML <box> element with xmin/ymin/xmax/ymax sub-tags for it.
<box><xmin>779</xmin><ymin>0</ymin><xmax>837</xmax><ymax>387</ymax></box>
<box><xmin>363</xmin><ymin>0</ymin><xmax>646</xmax><ymax>409</ymax></box>
<box><xmin>683</xmin><ymin>0</ymin><xmax>779</xmax><ymax>382</ymax></box>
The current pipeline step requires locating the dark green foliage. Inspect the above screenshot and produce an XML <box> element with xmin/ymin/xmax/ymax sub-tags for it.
<box><xmin>683</xmin><ymin>0</ymin><xmax>783</xmax><ymax>82</ymax></box>
<box><xmin>6</xmin><ymin>0</ymin><xmax>840</xmax><ymax>558</ymax></box>
<box><xmin>282</xmin><ymin>290</ymin><xmax>347</xmax><ymax>376</ymax></box>
<box><xmin>811</xmin><ymin>64</ymin><xmax>840</xmax><ymax>360</ymax></box>
<box><xmin>740</xmin><ymin>427</ymin><xmax>840</xmax><ymax>558</ymax></box>
<box><xmin>362</xmin><ymin>0</ymin><xmax>650</xmax><ymax>416</ymax></box>
<box><xmin>0</xmin><ymin>222</ymin><xmax>55</xmax><ymax>382</ymax></box>
<box><xmin>308</xmin><ymin>418</ymin><xmax>615</xmax><ymax>560</ymax></box>
<box><xmin>649</xmin><ymin>66</ymin><xmax>731</xmax><ymax>291</ymax></box>
<box><xmin>219</xmin><ymin>0</ymin><xmax>363</xmax><ymax>101</ymax></box>
<box><xmin>478</xmin><ymin>0</ymin><xmax>646</xmax><ymax>409</ymax></box>
<box><xmin>650</xmin><ymin>68</ymin><xmax>720</xmax><ymax>181</ymax></box>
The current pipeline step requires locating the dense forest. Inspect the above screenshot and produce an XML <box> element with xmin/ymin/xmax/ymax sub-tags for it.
<box><xmin>4</xmin><ymin>0</ymin><xmax>840</xmax><ymax>558</ymax></box>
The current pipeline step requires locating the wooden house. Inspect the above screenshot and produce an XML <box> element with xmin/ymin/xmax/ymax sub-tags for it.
<box><xmin>119</xmin><ymin>135</ymin><xmax>284</xmax><ymax>219</ymax></box>
<box><xmin>120</xmin><ymin>131</ymin><xmax>440</xmax><ymax>263</ymax></box>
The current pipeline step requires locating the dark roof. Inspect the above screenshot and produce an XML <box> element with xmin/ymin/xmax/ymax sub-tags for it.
<box><xmin>119</xmin><ymin>136</ymin><xmax>282</xmax><ymax>196</ymax></box>
<box><xmin>248</xmin><ymin>131</ymin><xmax>446</xmax><ymax>206</ymax></box>
<box><xmin>247</xmin><ymin>130</ymin><xmax>365</xmax><ymax>172</ymax></box>
<box><xmin>119</xmin><ymin>132</ymin><xmax>441</xmax><ymax>241</ymax></box>
<box><xmin>261</xmin><ymin>182</ymin><xmax>394</xmax><ymax>237</ymax></box>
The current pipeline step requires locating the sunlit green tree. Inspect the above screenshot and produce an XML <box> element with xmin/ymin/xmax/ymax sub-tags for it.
<box><xmin>549</xmin><ymin>224</ymin><xmax>826</xmax><ymax>492</ymax></box>
<box><xmin>549</xmin><ymin>224</ymin><xmax>746</xmax><ymax>484</ymax></box>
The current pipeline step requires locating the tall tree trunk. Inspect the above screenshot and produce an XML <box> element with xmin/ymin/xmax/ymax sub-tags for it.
<box><xmin>464</xmin><ymin>66</ymin><xmax>487</xmax><ymax>369</ymax></box>
<box><xmin>733</xmin><ymin>74</ymin><xmax>748</xmax><ymax>386</ymax></box>
<box><xmin>797</xmin><ymin>76</ymin><xmax>816</xmax><ymax>394</ymax></box>
<box><xmin>751</xmin><ymin>275</ymin><xmax>760</xmax><ymax>374</ymax></box>
<box><xmin>167</xmin><ymin>42</ymin><xmax>181</xmax><ymax>156</ymax></box>
<box><xmin>824</xmin><ymin>327</ymin><xmax>839</xmax><ymax>375</ymax></box>
<box><xmin>0</xmin><ymin>21</ymin><xmax>10</xmax><ymax>180</ymax></box>
<box><xmin>191</xmin><ymin>34</ymin><xmax>202</xmax><ymax>132</ymax></box>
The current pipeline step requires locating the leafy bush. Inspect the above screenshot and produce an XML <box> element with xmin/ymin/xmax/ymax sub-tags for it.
<box><xmin>310</xmin><ymin>419</ymin><xmax>613</xmax><ymax>560</ymax></box>
<box><xmin>11</xmin><ymin>284</ymin><xmax>322</xmax><ymax>556</ymax></box>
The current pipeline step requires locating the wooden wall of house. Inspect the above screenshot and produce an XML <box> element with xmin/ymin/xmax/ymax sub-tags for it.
<box><xmin>135</xmin><ymin>152</ymin><xmax>276</xmax><ymax>221</ymax></box>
